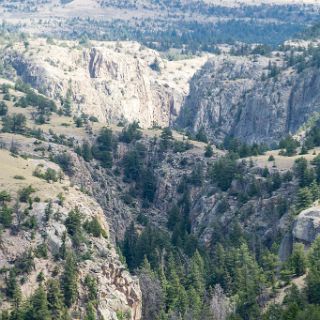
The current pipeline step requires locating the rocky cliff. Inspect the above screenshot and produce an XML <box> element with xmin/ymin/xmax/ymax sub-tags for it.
<box><xmin>4</xmin><ymin>38</ymin><xmax>320</xmax><ymax>146</ymax></box>
<box><xmin>178</xmin><ymin>49</ymin><xmax>320</xmax><ymax>145</ymax></box>
<box><xmin>3</xmin><ymin>39</ymin><xmax>207</xmax><ymax>129</ymax></box>
<box><xmin>0</xmin><ymin>146</ymin><xmax>142</xmax><ymax>320</ymax></box>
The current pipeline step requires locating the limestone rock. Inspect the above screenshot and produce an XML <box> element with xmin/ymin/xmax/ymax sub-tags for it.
<box><xmin>293</xmin><ymin>207</ymin><xmax>320</xmax><ymax>244</ymax></box>
<box><xmin>4</xmin><ymin>39</ymin><xmax>206</xmax><ymax>129</ymax></box>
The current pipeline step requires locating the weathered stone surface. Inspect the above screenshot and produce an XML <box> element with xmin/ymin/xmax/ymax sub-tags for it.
<box><xmin>293</xmin><ymin>207</ymin><xmax>320</xmax><ymax>244</ymax></box>
<box><xmin>4</xmin><ymin>39</ymin><xmax>206</xmax><ymax>129</ymax></box>
<box><xmin>178</xmin><ymin>53</ymin><xmax>320</xmax><ymax>145</ymax></box>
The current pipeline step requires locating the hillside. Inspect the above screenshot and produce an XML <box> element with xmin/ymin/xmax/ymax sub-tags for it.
<box><xmin>1</xmin><ymin>0</ymin><xmax>319</xmax><ymax>51</ymax></box>
<box><xmin>1</xmin><ymin>38</ymin><xmax>208</xmax><ymax>129</ymax></box>
<box><xmin>1</xmin><ymin>67</ymin><xmax>320</xmax><ymax>319</ymax></box>
<box><xmin>2</xmin><ymin>35</ymin><xmax>320</xmax><ymax>146</ymax></box>
<box><xmin>178</xmin><ymin>39</ymin><xmax>320</xmax><ymax>144</ymax></box>
<box><xmin>2</xmin><ymin>4</ymin><xmax>320</xmax><ymax>320</ymax></box>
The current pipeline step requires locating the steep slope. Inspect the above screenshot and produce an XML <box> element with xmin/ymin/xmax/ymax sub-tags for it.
<box><xmin>3</xmin><ymin>38</ymin><xmax>207</xmax><ymax>129</ymax></box>
<box><xmin>3</xmin><ymin>71</ymin><xmax>320</xmax><ymax>319</ymax></box>
<box><xmin>0</xmin><ymin>148</ymin><xmax>142</xmax><ymax>319</ymax></box>
<box><xmin>178</xmin><ymin>44</ymin><xmax>320</xmax><ymax>145</ymax></box>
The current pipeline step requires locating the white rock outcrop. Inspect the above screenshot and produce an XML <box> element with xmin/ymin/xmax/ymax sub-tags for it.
<box><xmin>293</xmin><ymin>207</ymin><xmax>320</xmax><ymax>244</ymax></box>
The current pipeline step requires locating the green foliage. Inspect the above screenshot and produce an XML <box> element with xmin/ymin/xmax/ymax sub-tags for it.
<box><xmin>83</xmin><ymin>217</ymin><xmax>107</xmax><ymax>238</ymax></box>
<box><xmin>204</xmin><ymin>144</ymin><xmax>213</xmax><ymax>158</ymax></box>
<box><xmin>18</xmin><ymin>185</ymin><xmax>35</xmax><ymax>203</ymax></box>
<box><xmin>223</xmin><ymin>136</ymin><xmax>266</xmax><ymax>158</ymax></box>
<box><xmin>0</xmin><ymin>205</ymin><xmax>13</xmax><ymax>228</ymax></box>
<box><xmin>296</xmin><ymin>187</ymin><xmax>313</xmax><ymax>211</ymax></box>
<box><xmin>47</xmin><ymin>279</ymin><xmax>65</xmax><ymax>319</ymax></box>
<box><xmin>35</xmin><ymin>243</ymin><xmax>48</xmax><ymax>259</ymax></box>
<box><xmin>33</xmin><ymin>167</ymin><xmax>58</xmax><ymax>183</ymax></box>
<box><xmin>65</xmin><ymin>207</ymin><xmax>83</xmax><ymax>247</ymax></box>
<box><xmin>279</xmin><ymin>136</ymin><xmax>300</xmax><ymax>156</ymax></box>
<box><xmin>14</xmin><ymin>250</ymin><xmax>35</xmax><ymax>274</ymax></box>
<box><xmin>78</xmin><ymin>140</ymin><xmax>93</xmax><ymax>162</ymax></box>
<box><xmin>306</xmin><ymin>237</ymin><xmax>320</xmax><ymax>304</ymax></box>
<box><xmin>91</xmin><ymin>128</ymin><xmax>115</xmax><ymax>168</ymax></box>
<box><xmin>84</xmin><ymin>302</ymin><xmax>96</xmax><ymax>320</ymax></box>
<box><xmin>149</xmin><ymin>58</ymin><xmax>161</xmax><ymax>72</ymax></box>
<box><xmin>209</xmin><ymin>155</ymin><xmax>238</xmax><ymax>191</ymax></box>
<box><xmin>290</xmin><ymin>243</ymin><xmax>307</xmax><ymax>276</ymax></box>
<box><xmin>6</xmin><ymin>269</ymin><xmax>19</xmax><ymax>299</ymax></box>
<box><xmin>119</xmin><ymin>121</ymin><xmax>142</xmax><ymax>143</ymax></box>
<box><xmin>62</xmin><ymin>252</ymin><xmax>78</xmax><ymax>307</ymax></box>
<box><xmin>2</xmin><ymin>113</ymin><xmax>27</xmax><ymax>133</ymax></box>
<box><xmin>84</xmin><ymin>274</ymin><xmax>98</xmax><ymax>302</ymax></box>
<box><xmin>0</xmin><ymin>190</ymin><xmax>11</xmax><ymax>204</ymax></box>
<box><xmin>25</xmin><ymin>285</ymin><xmax>50</xmax><ymax>320</ymax></box>
<box><xmin>159</xmin><ymin>127</ymin><xmax>173</xmax><ymax>151</ymax></box>
<box><xmin>53</xmin><ymin>153</ymin><xmax>73</xmax><ymax>175</ymax></box>
<box><xmin>0</xmin><ymin>101</ymin><xmax>8</xmax><ymax>116</ymax></box>
<box><xmin>294</xmin><ymin>157</ymin><xmax>315</xmax><ymax>187</ymax></box>
<box><xmin>195</xmin><ymin>126</ymin><xmax>208</xmax><ymax>143</ymax></box>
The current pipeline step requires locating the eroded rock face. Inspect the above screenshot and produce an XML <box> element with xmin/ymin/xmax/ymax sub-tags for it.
<box><xmin>178</xmin><ymin>54</ymin><xmax>320</xmax><ymax>145</ymax></box>
<box><xmin>293</xmin><ymin>207</ymin><xmax>320</xmax><ymax>244</ymax></box>
<box><xmin>4</xmin><ymin>39</ymin><xmax>205</xmax><ymax>129</ymax></box>
<box><xmin>0</xmin><ymin>149</ymin><xmax>142</xmax><ymax>319</ymax></box>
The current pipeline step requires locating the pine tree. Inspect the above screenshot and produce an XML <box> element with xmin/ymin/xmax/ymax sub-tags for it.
<box><xmin>6</xmin><ymin>269</ymin><xmax>18</xmax><ymax>298</ymax></box>
<box><xmin>296</xmin><ymin>187</ymin><xmax>313</xmax><ymax>211</ymax></box>
<box><xmin>188</xmin><ymin>250</ymin><xmax>205</xmax><ymax>295</ymax></box>
<box><xmin>27</xmin><ymin>285</ymin><xmax>50</xmax><ymax>320</ymax></box>
<box><xmin>290</xmin><ymin>243</ymin><xmax>306</xmax><ymax>276</ymax></box>
<box><xmin>47</xmin><ymin>279</ymin><xmax>65</xmax><ymax>319</ymax></box>
<box><xmin>62</xmin><ymin>252</ymin><xmax>78</xmax><ymax>307</ymax></box>
<box><xmin>84</xmin><ymin>302</ymin><xmax>96</xmax><ymax>320</ymax></box>
<box><xmin>0</xmin><ymin>190</ymin><xmax>11</xmax><ymax>204</ymax></box>
<box><xmin>123</xmin><ymin>222</ymin><xmax>138</xmax><ymax>270</ymax></box>
<box><xmin>235</xmin><ymin>244</ymin><xmax>262</xmax><ymax>320</ymax></box>
<box><xmin>81</xmin><ymin>141</ymin><xmax>93</xmax><ymax>162</ymax></box>
<box><xmin>59</xmin><ymin>231</ymin><xmax>67</xmax><ymax>260</ymax></box>
<box><xmin>204</xmin><ymin>144</ymin><xmax>213</xmax><ymax>158</ymax></box>
<box><xmin>306</xmin><ymin>236</ymin><xmax>320</xmax><ymax>304</ymax></box>
<box><xmin>310</xmin><ymin>180</ymin><xmax>320</xmax><ymax>201</ymax></box>
<box><xmin>84</xmin><ymin>274</ymin><xmax>98</xmax><ymax>302</ymax></box>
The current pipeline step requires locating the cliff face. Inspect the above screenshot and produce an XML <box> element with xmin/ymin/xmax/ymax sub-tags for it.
<box><xmin>0</xmin><ymin>146</ymin><xmax>142</xmax><ymax>320</ymax></box>
<box><xmin>4</xmin><ymin>38</ymin><xmax>320</xmax><ymax>146</ymax></box>
<box><xmin>178</xmin><ymin>53</ymin><xmax>320</xmax><ymax>145</ymax></box>
<box><xmin>4</xmin><ymin>39</ymin><xmax>206</xmax><ymax>129</ymax></box>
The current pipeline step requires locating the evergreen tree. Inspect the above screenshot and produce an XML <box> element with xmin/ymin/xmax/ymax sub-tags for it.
<box><xmin>188</xmin><ymin>250</ymin><xmax>205</xmax><ymax>295</ymax></box>
<box><xmin>6</xmin><ymin>269</ymin><xmax>18</xmax><ymax>298</ymax></box>
<box><xmin>290</xmin><ymin>243</ymin><xmax>306</xmax><ymax>276</ymax></box>
<box><xmin>209</xmin><ymin>155</ymin><xmax>237</xmax><ymax>191</ymax></box>
<box><xmin>0</xmin><ymin>190</ymin><xmax>11</xmax><ymax>204</ymax></box>
<box><xmin>195</xmin><ymin>126</ymin><xmax>208</xmax><ymax>143</ymax></box>
<box><xmin>26</xmin><ymin>285</ymin><xmax>50</xmax><ymax>320</ymax></box>
<box><xmin>65</xmin><ymin>207</ymin><xmax>83</xmax><ymax>247</ymax></box>
<box><xmin>123</xmin><ymin>222</ymin><xmax>138</xmax><ymax>270</ymax></box>
<box><xmin>296</xmin><ymin>187</ymin><xmax>313</xmax><ymax>211</ymax></box>
<box><xmin>84</xmin><ymin>274</ymin><xmax>98</xmax><ymax>302</ymax></box>
<box><xmin>204</xmin><ymin>144</ymin><xmax>213</xmax><ymax>158</ymax></box>
<box><xmin>84</xmin><ymin>302</ymin><xmax>96</xmax><ymax>320</ymax></box>
<box><xmin>306</xmin><ymin>236</ymin><xmax>320</xmax><ymax>304</ymax></box>
<box><xmin>310</xmin><ymin>180</ymin><xmax>320</xmax><ymax>201</ymax></box>
<box><xmin>235</xmin><ymin>244</ymin><xmax>262</xmax><ymax>320</ymax></box>
<box><xmin>62</xmin><ymin>252</ymin><xmax>78</xmax><ymax>307</ymax></box>
<box><xmin>81</xmin><ymin>141</ymin><xmax>93</xmax><ymax>162</ymax></box>
<box><xmin>47</xmin><ymin>279</ymin><xmax>65</xmax><ymax>319</ymax></box>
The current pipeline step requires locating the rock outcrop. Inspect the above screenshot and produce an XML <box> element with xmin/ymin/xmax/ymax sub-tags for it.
<box><xmin>178</xmin><ymin>52</ymin><xmax>320</xmax><ymax>145</ymax></box>
<box><xmin>0</xmin><ymin>148</ymin><xmax>142</xmax><ymax>319</ymax></box>
<box><xmin>4</xmin><ymin>39</ymin><xmax>206</xmax><ymax>129</ymax></box>
<box><xmin>293</xmin><ymin>207</ymin><xmax>320</xmax><ymax>244</ymax></box>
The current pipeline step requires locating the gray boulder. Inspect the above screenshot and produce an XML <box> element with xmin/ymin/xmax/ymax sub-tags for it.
<box><xmin>293</xmin><ymin>207</ymin><xmax>320</xmax><ymax>244</ymax></box>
